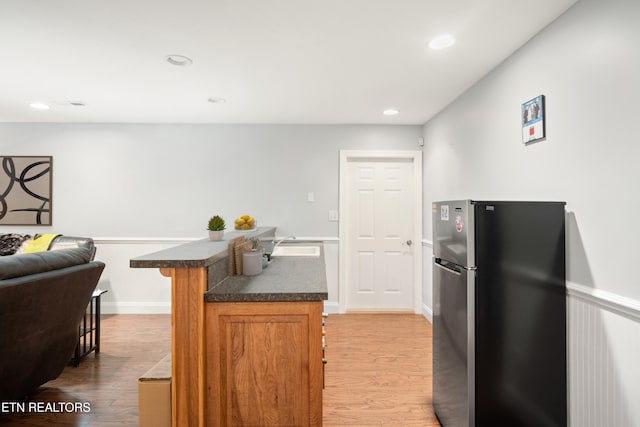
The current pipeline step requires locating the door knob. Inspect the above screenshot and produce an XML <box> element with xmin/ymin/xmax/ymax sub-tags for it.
<box><xmin>405</xmin><ymin>240</ymin><xmax>413</xmax><ymax>246</ymax></box>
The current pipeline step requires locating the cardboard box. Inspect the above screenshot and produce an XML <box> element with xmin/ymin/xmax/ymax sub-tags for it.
<box><xmin>138</xmin><ymin>353</ymin><xmax>171</xmax><ymax>427</ymax></box>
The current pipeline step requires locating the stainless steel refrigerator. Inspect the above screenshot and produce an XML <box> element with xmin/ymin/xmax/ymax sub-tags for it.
<box><xmin>432</xmin><ymin>200</ymin><xmax>566</xmax><ymax>427</ymax></box>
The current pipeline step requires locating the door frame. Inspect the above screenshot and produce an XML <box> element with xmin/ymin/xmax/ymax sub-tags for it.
<box><xmin>338</xmin><ymin>150</ymin><xmax>423</xmax><ymax>314</ymax></box>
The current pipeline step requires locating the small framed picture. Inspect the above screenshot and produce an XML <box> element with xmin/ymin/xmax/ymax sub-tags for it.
<box><xmin>522</xmin><ymin>95</ymin><xmax>545</xmax><ymax>144</ymax></box>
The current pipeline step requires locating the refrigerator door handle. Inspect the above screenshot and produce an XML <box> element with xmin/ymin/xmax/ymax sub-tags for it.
<box><xmin>434</xmin><ymin>259</ymin><xmax>462</xmax><ymax>276</ymax></box>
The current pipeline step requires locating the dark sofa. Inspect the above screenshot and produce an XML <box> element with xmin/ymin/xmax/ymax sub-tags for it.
<box><xmin>0</xmin><ymin>247</ymin><xmax>105</xmax><ymax>400</ymax></box>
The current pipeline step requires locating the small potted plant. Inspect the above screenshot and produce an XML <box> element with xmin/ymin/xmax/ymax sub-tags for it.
<box><xmin>207</xmin><ymin>215</ymin><xmax>226</xmax><ymax>241</ymax></box>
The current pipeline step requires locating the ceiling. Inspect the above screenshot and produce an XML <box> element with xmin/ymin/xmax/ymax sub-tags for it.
<box><xmin>0</xmin><ymin>0</ymin><xmax>578</xmax><ymax>125</ymax></box>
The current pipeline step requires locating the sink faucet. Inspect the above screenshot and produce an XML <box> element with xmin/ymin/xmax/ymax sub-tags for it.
<box><xmin>273</xmin><ymin>235</ymin><xmax>297</xmax><ymax>250</ymax></box>
<box><xmin>264</xmin><ymin>236</ymin><xmax>296</xmax><ymax>262</ymax></box>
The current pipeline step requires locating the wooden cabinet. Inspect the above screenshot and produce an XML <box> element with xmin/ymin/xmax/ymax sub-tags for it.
<box><xmin>206</xmin><ymin>301</ymin><xmax>323</xmax><ymax>427</ymax></box>
<box><xmin>131</xmin><ymin>231</ymin><xmax>327</xmax><ymax>427</ymax></box>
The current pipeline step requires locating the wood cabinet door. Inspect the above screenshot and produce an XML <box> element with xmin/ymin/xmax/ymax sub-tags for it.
<box><xmin>206</xmin><ymin>302</ymin><xmax>323</xmax><ymax>427</ymax></box>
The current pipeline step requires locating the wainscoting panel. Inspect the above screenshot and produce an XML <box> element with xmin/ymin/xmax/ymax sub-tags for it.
<box><xmin>422</xmin><ymin>239</ymin><xmax>433</xmax><ymax>322</ymax></box>
<box><xmin>567</xmin><ymin>283</ymin><xmax>640</xmax><ymax>427</ymax></box>
<box><xmin>94</xmin><ymin>238</ymin><xmax>186</xmax><ymax>314</ymax></box>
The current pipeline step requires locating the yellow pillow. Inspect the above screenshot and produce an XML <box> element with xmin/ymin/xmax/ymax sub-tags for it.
<box><xmin>21</xmin><ymin>234</ymin><xmax>60</xmax><ymax>253</ymax></box>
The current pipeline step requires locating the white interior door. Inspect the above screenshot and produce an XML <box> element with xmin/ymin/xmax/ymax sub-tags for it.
<box><xmin>340</xmin><ymin>151</ymin><xmax>421</xmax><ymax>312</ymax></box>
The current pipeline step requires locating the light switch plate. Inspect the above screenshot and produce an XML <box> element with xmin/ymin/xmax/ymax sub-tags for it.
<box><xmin>328</xmin><ymin>210</ymin><xmax>339</xmax><ymax>221</ymax></box>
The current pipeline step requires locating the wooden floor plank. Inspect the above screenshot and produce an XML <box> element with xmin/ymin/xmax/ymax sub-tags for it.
<box><xmin>323</xmin><ymin>313</ymin><xmax>440</xmax><ymax>427</ymax></box>
<box><xmin>0</xmin><ymin>314</ymin><xmax>171</xmax><ymax>427</ymax></box>
<box><xmin>0</xmin><ymin>313</ymin><xmax>441</xmax><ymax>426</ymax></box>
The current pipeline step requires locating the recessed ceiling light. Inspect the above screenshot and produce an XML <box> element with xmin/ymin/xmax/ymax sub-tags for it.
<box><xmin>208</xmin><ymin>97</ymin><xmax>226</xmax><ymax>104</ymax></box>
<box><xmin>55</xmin><ymin>100</ymin><xmax>86</xmax><ymax>107</ymax></box>
<box><xmin>383</xmin><ymin>108</ymin><xmax>399</xmax><ymax>116</ymax></box>
<box><xmin>29</xmin><ymin>102</ymin><xmax>50</xmax><ymax>110</ymax></box>
<box><xmin>428</xmin><ymin>34</ymin><xmax>456</xmax><ymax>50</ymax></box>
<box><xmin>166</xmin><ymin>54</ymin><xmax>193</xmax><ymax>66</ymax></box>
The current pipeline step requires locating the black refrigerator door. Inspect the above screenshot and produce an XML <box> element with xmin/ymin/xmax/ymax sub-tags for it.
<box><xmin>474</xmin><ymin>201</ymin><xmax>566</xmax><ymax>427</ymax></box>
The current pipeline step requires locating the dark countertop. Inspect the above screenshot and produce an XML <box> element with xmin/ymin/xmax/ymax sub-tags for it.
<box><xmin>129</xmin><ymin>226</ymin><xmax>276</xmax><ymax>269</ymax></box>
<box><xmin>205</xmin><ymin>242</ymin><xmax>328</xmax><ymax>302</ymax></box>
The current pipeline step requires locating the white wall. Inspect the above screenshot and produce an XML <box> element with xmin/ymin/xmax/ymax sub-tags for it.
<box><xmin>421</xmin><ymin>0</ymin><xmax>640</xmax><ymax>424</ymax></box>
<box><xmin>2</xmin><ymin>124</ymin><xmax>421</xmax><ymax>238</ymax></box>
<box><xmin>422</xmin><ymin>0</ymin><xmax>640</xmax><ymax>301</ymax></box>
<box><xmin>1</xmin><ymin>123</ymin><xmax>421</xmax><ymax>312</ymax></box>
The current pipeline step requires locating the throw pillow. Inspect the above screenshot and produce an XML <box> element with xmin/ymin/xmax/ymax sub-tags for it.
<box><xmin>21</xmin><ymin>234</ymin><xmax>61</xmax><ymax>254</ymax></box>
<box><xmin>0</xmin><ymin>234</ymin><xmax>32</xmax><ymax>256</ymax></box>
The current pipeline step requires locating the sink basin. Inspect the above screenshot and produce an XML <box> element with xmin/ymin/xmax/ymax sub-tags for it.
<box><xmin>271</xmin><ymin>245</ymin><xmax>320</xmax><ymax>257</ymax></box>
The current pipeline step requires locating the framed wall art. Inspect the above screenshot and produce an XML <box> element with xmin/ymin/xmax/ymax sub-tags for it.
<box><xmin>522</xmin><ymin>95</ymin><xmax>545</xmax><ymax>144</ymax></box>
<box><xmin>0</xmin><ymin>156</ymin><xmax>52</xmax><ymax>225</ymax></box>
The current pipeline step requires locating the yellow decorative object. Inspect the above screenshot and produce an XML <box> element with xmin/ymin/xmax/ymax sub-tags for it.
<box><xmin>21</xmin><ymin>234</ymin><xmax>60</xmax><ymax>253</ymax></box>
<box><xmin>234</xmin><ymin>214</ymin><xmax>256</xmax><ymax>230</ymax></box>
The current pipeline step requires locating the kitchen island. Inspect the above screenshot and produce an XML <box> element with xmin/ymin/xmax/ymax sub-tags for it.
<box><xmin>130</xmin><ymin>227</ymin><xmax>328</xmax><ymax>427</ymax></box>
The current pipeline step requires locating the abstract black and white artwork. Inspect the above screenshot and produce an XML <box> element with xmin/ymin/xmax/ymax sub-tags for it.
<box><xmin>0</xmin><ymin>156</ymin><xmax>52</xmax><ymax>225</ymax></box>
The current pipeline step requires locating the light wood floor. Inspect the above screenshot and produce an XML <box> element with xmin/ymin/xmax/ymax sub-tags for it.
<box><xmin>324</xmin><ymin>313</ymin><xmax>440</xmax><ymax>427</ymax></box>
<box><xmin>0</xmin><ymin>313</ymin><xmax>440</xmax><ymax>426</ymax></box>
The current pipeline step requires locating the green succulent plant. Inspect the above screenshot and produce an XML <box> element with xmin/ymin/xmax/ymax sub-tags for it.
<box><xmin>207</xmin><ymin>215</ymin><xmax>226</xmax><ymax>231</ymax></box>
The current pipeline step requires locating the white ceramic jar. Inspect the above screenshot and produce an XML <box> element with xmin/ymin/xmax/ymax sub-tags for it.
<box><xmin>242</xmin><ymin>250</ymin><xmax>263</xmax><ymax>276</ymax></box>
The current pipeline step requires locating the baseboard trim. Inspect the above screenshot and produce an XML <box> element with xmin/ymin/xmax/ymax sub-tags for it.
<box><xmin>94</xmin><ymin>236</ymin><xmax>340</xmax><ymax>245</ymax></box>
<box><xmin>102</xmin><ymin>301</ymin><xmax>171</xmax><ymax>314</ymax></box>
<box><xmin>104</xmin><ymin>301</ymin><xmax>340</xmax><ymax>315</ymax></box>
<box><xmin>323</xmin><ymin>301</ymin><xmax>340</xmax><ymax>314</ymax></box>
<box><xmin>94</xmin><ymin>237</ymin><xmax>196</xmax><ymax>245</ymax></box>
<box><xmin>567</xmin><ymin>281</ymin><xmax>640</xmax><ymax>322</ymax></box>
<box><xmin>422</xmin><ymin>303</ymin><xmax>433</xmax><ymax>323</ymax></box>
